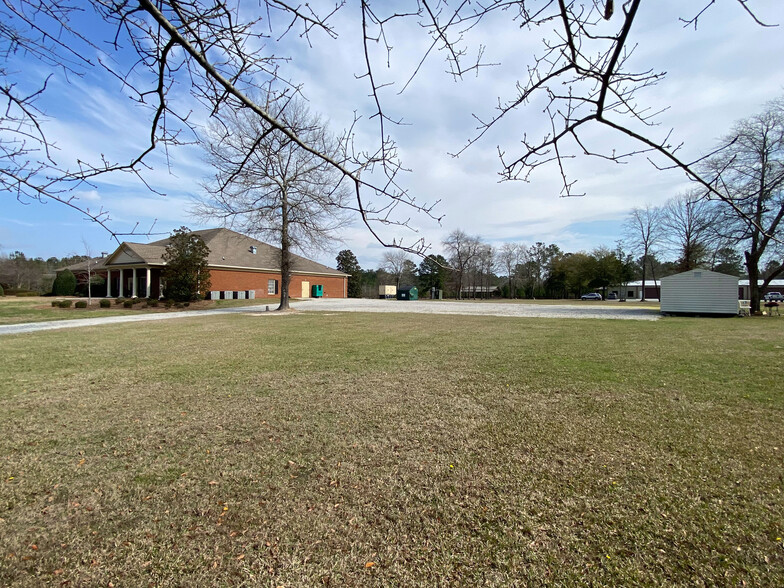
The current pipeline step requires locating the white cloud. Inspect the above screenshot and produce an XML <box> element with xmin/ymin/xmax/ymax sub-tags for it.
<box><xmin>2</xmin><ymin>0</ymin><xmax>783</xmax><ymax>266</ymax></box>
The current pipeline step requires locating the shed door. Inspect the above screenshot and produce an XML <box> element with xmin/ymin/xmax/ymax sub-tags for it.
<box><xmin>301</xmin><ymin>281</ymin><xmax>310</xmax><ymax>298</ymax></box>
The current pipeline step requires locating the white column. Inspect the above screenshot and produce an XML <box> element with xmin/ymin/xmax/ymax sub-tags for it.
<box><xmin>146</xmin><ymin>268</ymin><xmax>151</xmax><ymax>298</ymax></box>
<box><xmin>132</xmin><ymin>268</ymin><xmax>138</xmax><ymax>298</ymax></box>
<box><xmin>106</xmin><ymin>269</ymin><xmax>112</xmax><ymax>297</ymax></box>
<box><xmin>119</xmin><ymin>269</ymin><xmax>124</xmax><ymax>298</ymax></box>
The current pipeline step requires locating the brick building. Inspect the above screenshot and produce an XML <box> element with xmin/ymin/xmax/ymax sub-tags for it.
<box><xmin>65</xmin><ymin>228</ymin><xmax>348</xmax><ymax>299</ymax></box>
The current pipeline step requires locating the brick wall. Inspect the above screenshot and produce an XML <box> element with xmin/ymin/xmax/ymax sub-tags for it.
<box><xmin>209</xmin><ymin>269</ymin><xmax>347</xmax><ymax>298</ymax></box>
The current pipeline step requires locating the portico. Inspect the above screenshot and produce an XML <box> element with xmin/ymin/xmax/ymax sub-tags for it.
<box><xmin>100</xmin><ymin>241</ymin><xmax>168</xmax><ymax>299</ymax></box>
<box><xmin>105</xmin><ymin>266</ymin><xmax>164</xmax><ymax>298</ymax></box>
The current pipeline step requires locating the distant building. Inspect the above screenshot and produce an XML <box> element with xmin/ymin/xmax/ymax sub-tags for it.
<box><xmin>613</xmin><ymin>280</ymin><xmax>661</xmax><ymax>300</ymax></box>
<box><xmin>459</xmin><ymin>285</ymin><xmax>499</xmax><ymax>297</ymax></box>
<box><xmin>738</xmin><ymin>279</ymin><xmax>784</xmax><ymax>300</ymax></box>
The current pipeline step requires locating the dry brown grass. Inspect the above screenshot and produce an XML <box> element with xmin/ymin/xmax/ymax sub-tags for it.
<box><xmin>1</xmin><ymin>312</ymin><xmax>783</xmax><ymax>586</ymax></box>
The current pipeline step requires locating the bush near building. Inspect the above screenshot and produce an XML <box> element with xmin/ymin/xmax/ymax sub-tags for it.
<box><xmin>51</xmin><ymin>269</ymin><xmax>77</xmax><ymax>296</ymax></box>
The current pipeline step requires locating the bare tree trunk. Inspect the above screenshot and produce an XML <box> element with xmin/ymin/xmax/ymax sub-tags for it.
<box><xmin>278</xmin><ymin>189</ymin><xmax>291</xmax><ymax>311</ymax></box>
<box><xmin>650</xmin><ymin>262</ymin><xmax>659</xmax><ymax>301</ymax></box>
<box><xmin>87</xmin><ymin>259</ymin><xmax>92</xmax><ymax>306</ymax></box>
<box><xmin>746</xmin><ymin>251</ymin><xmax>761</xmax><ymax>315</ymax></box>
<box><xmin>640</xmin><ymin>251</ymin><xmax>647</xmax><ymax>302</ymax></box>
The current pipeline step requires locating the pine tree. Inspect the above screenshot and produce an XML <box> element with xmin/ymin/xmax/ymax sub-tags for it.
<box><xmin>336</xmin><ymin>250</ymin><xmax>362</xmax><ymax>298</ymax></box>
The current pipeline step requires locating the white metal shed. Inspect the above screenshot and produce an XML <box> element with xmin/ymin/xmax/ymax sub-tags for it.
<box><xmin>660</xmin><ymin>269</ymin><xmax>739</xmax><ymax>316</ymax></box>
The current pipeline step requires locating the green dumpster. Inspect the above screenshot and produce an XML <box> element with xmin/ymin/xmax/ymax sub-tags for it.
<box><xmin>397</xmin><ymin>286</ymin><xmax>418</xmax><ymax>300</ymax></box>
<box><xmin>311</xmin><ymin>284</ymin><xmax>324</xmax><ymax>298</ymax></box>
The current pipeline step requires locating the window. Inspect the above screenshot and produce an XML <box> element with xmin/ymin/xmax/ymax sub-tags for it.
<box><xmin>267</xmin><ymin>279</ymin><xmax>278</xmax><ymax>295</ymax></box>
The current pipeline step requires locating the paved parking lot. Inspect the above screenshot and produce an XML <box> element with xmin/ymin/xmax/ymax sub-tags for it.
<box><xmin>292</xmin><ymin>298</ymin><xmax>660</xmax><ymax>320</ymax></box>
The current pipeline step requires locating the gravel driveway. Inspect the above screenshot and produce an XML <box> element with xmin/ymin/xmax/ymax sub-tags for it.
<box><xmin>0</xmin><ymin>298</ymin><xmax>659</xmax><ymax>336</ymax></box>
<box><xmin>291</xmin><ymin>298</ymin><xmax>660</xmax><ymax>320</ymax></box>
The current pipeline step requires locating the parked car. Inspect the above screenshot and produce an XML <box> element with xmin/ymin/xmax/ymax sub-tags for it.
<box><xmin>580</xmin><ymin>293</ymin><xmax>603</xmax><ymax>301</ymax></box>
<box><xmin>763</xmin><ymin>292</ymin><xmax>783</xmax><ymax>302</ymax></box>
<box><xmin>607</xmin><ymin>292</ymin><xmax>618</xmax><ymax>300</ymax></box>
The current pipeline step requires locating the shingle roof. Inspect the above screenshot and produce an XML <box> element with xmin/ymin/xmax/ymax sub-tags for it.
<box><xmin>104</xmin><ymin>228</ymin><xmax>347</xmax><ymax>277</ymax></box>
<box><xmin>60</xmin><ymin>256</ymin><xmax>111</xmax><ymax>272</ymax></box>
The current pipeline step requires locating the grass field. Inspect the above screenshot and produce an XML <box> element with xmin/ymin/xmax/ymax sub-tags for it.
<box><xmin>0</xmin><ymin>296</ymin><xmax>281</xmax><ymax>326</ymax></box>
<box><xmin>1</xmin><ymin>311</ymin><xmax>783</xmax><ymax>586</ymax></box>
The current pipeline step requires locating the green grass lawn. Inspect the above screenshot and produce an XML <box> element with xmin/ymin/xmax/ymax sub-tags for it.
<box><xmin>0</xmin><ymin>297</ymin><xmax>134</xmax><ymax>325</ymax></box>
<box><xmin>1</xmin><ymin>312</ymin><xmax>782</xmax><ymax>586</ymax></box>
<box><xmin>0</xmin><ymin>296</ymin><xmax>281</xmax><ymax>325</ymax></box>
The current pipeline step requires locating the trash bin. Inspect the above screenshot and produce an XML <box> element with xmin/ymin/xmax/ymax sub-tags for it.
<box><xmin>397</xmin><ymin>286</ymin><xmax>418</xmax><ymax>300</ymax></box>
<box><xmin>311</xmin><ymin>284</ymin><xmax>323</xmax><ymax>298</ymax></box>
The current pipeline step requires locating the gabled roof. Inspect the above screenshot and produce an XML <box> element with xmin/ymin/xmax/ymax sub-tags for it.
<box><xmin>60</xmin><ymin>256</ymin><xmax>111</xmax><ymax>272</ymax></box>
<box><xmin>103</xmin><ymin>228</ymin><xmax>348</xmax><ymax>277</ymax></box>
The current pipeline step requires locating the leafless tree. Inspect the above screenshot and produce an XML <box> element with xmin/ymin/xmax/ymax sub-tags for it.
<box><xmin>660</xmin><ymin>192</ymin><xmax>719</xmax><ymax>272</ymax></box>
<box><xmin>704</xmin><ymin>96</ymin><xmax>784</xmax><ymax>313</ymax></box>
<box><xmin>498</xmin><ymin>242</ymin><xmax>526</xmax><ymax>298</ymax></box>
<box><xmin>430</xmin><ymin>3</ymin><xmax>775</xmax><ymax>208</ymax></box>
<box><xmin>80</xmin><ymin>238</ymin><xmax>95</xmax><ymax>306</ymax></box>
<box><xmin>1</xmin><ymin>0</ymin><xmax>440</xmax><ymax>250</ymax></box>
<box><xmin>443</xmin><ymin>230</ymin><xmax>482</xmax><ymax>300</ymax></box>
<box><xmin>623</xmin><ymin>205</ymin><xmax>662</xmax><ymax>301</ymax></box>
<box><xmin>471</xmin><ymin>244</ymin><xmax>497</xmax><ymax>299</ymax></box>
<box><xmin>381</xmin><ymin>250</ymin><xmax>413</xmax><ymax>289</ymax></box>
<box><xmin>198</xmin><ymin>97</ymin><xmax>351</xmax><ymax>310</ymax></box>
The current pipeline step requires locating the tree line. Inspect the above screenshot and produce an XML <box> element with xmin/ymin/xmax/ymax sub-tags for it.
<box><xmin>0</xmin><ymin>252</ymin><xmax>92</xmax><ymax>294</ymax></box>
<box><xmin>336</xmin><ymin>237</ymin><xmax>641</xmax><ymax>302</ymax></box>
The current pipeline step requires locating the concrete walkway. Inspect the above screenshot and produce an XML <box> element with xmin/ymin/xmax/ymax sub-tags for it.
<box><xmin>0</xmin><ymin>305</ymin><xmax>269</xmax><ymax>336</ymax></box>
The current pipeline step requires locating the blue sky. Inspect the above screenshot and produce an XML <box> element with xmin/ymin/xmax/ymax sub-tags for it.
<box><xmin>2</xmin><ymin>0</ymin><xmax>783</xmax><ymax>269</ymax></box>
